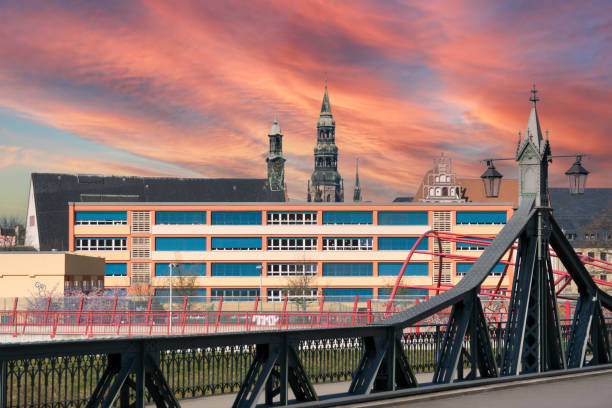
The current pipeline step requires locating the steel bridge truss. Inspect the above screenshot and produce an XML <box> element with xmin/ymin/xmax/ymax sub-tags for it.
<box><xmin>1</xmin><ymin>198</ymin><xmax>610</xmax><ymax>408</ymax></box>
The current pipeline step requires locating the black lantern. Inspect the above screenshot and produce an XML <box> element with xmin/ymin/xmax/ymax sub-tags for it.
<box><xmin>565</xmin><ymin>156</ymin><xmax>589</xmax><ymax>195</ymax></box>
<box><xmin>481</xmin><ymin>160</ymin><xmax>503</xmax><ymax>198</ymax></box>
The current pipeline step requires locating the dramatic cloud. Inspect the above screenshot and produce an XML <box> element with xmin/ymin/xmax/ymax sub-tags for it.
<box><xmin>0</xmin><ymin>0</ymin><xmax>610</xmax><ymax>216</ymax></box>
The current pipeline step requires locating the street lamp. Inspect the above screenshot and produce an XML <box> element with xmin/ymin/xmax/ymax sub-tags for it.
<box><xmin>168</xmin><ymin>262</ymin><xmax>177</xmax><ymax>333</ymax></box>
<box><xmin>256</xmin><ymin>264</ymin><xmax>263</xmax><ymax>311</ymax></box>
<box><xmin>480</xmin><ymin>160</ymin><xmax>503</xmax><ymax>198</ymax></box>
<box><xmin>565</xmin><ymin>155</ymin><xmax>589</xmax><ymax>195</ymax></box>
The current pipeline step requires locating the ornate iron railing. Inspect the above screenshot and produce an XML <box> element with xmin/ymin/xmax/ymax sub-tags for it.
<box><xmin>3</xmin><ymin>320</ymin><xmax>610</xmax><ymax>407</ymax></box>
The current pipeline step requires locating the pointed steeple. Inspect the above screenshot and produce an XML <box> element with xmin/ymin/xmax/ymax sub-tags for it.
<box><xmin>353</xmin><ymin>158</ymin><xmax>362</xmax><ymax>202</ymax></box>
<box><xmin>321</xmin><ymin>85</ymin><xmax>332</xmax><ymax>114</ymax></box>
<box><xmin>269</xmin><ymin>113</ymin><xmax>281</xmax><ymax>135</ymax></box>
<box><xmin>525</xmin><ymin>84</ymin><xmax>543</xmax><ymax>142</ymax></box>
<box><xmin>516</xmin><ymin>85</ymin><xmax>551</xmax><ymax>207</ymax></box>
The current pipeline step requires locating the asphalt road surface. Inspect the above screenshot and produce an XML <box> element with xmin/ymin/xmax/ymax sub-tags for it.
<box><xmin>177</xmin><ymin>371</ymin><xmax>612</xmax><ymax>408</ymax></box>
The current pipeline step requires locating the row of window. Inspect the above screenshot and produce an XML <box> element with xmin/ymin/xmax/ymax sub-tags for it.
<box><xmin>75</xmin><ymin>238</ymin><xmax>127</xmax><ymax>251</ymax></box>
<box><xmin>65</xmin><ymin>279</ymin><xmax>104</xmax><ymax>291</ymax></box>
<box><xmin>148</xmin><ymin>287</ymin><xmax>434</xmax><ymax>300</ymax></box>
<box><xmin>78</xmin><ymin>236</ymin><xmax>495</xmax><ymax>253</ymax></box>
<box><xmin>455</xmin><ymin>211</ymin><xmax>506</xmax><ymax>224</ymax></box>
<box><xmin>76</xmin><ymin>210</ymin><xmax>508</xmax><ymax>226</ymax></box>
<box><xmin>268</xmin><ymin>212</ymin><xmax>317</xmax><ymax>224</ymax></box>
<box><xmin>455</xmin><ymin>263</ymin><xmax>505</xmax><ymax>276</ymax></box>
<box><xmin>75</xmin><ymin>211</ymin><xmax>127</xmax><ymax>225</ymax></box>
<box><xmin>106</xmin><ymin>261</ymin><xmax>497</xmax><ymax>277</ymax></box>
<box><xmin>79</xmin><ymin>236</ymin><xmax>437</xmax><ymax>252</ymax></box>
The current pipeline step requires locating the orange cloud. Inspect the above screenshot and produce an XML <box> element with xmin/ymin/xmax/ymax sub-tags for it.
<box><xmin>0</xmin><ymin>0</ymin><xmax>609</xmax><ymax>207</ymax></box>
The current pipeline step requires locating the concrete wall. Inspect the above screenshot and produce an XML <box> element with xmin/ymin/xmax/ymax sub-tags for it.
<box><xmin>0</xmin><ymin>252</ymin><xmax>105</xmax><ymax>298</ymax></box>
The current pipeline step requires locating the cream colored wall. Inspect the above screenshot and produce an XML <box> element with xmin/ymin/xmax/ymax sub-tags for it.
<box><xmin>74</xmin><ymin>225</ymin><xmax>130</xmax><ymax>235</ymax></box>
<box><xmin>74</xmin><ymin>250</ymin><xmax>130</xmax><ymax>261</ymax></box>
<box><xmin>104</xmin><ymin>276</ymin><xmax>131</xmax><ymax>287</ymax></box>
<box><xmin>0</xmin><ymin>275</ymin><xmax>64</xmax><ymax>298</ymax></box>
<box><xmin>452</xmin><ymin>225</ymin><xmax>505</xmax><ymax>235</ymax></box>
<box><xmin>0</xmin><ymin>253</ymin><xmax>105</xmax><ymax>297</ymax></box>
<box><xmin>151</xmin><ymin>225</ymin><xmax>431</xmax><ymax>236</ymax></box>
<box><xmin>151</xmin><ymin>251</ymin><xmax>432</xmax><ymax>262</ymax></box>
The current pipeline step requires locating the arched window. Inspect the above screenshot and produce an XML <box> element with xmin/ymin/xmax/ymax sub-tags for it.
<box><xmin>429</xmin><ymin>187</ymin><xmax>435</xmax><ymax>197</ymax></box>
<box><xmin>442</xmin><ymin>187</ymin><xmax>448</xmax><ymax>196</ymax></box>
<box><xmin>435</xmin><ymin>188</ymin><xmax>441</xmax><ymax>196</ymax></box>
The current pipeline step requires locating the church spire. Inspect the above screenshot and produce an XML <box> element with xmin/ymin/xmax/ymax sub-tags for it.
<box><xmin>320</xmin><ymin>85</ymin><xmax>332</xmax><ymax>114</ymax></box>
<box><xmin>353</xmin><ymin>158</ymin><xmax>362</xmax><ymax>202</ymax></box>
<box><xmin>525</xmin><ymin>84</ymin><xmax>543</xmax><ymax>142</ymax></box>
<box><xmin>308</xmin><ymin>83</ymin><xmax>343</xmax><ymax>202</ymax></box>
<box><xmin>266</xmin><ymin>115</ymin><xmax>285</xmax><ymax>192</ymax></box>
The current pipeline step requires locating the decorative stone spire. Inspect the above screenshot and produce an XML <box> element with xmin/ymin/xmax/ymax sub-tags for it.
<box><xmin>525</xmin><ymin>84</ymin><xmax>543</xmax><ymax>142</ymax></box>
<box><xmin>266</xmin><ymin>115</ymin><xmax>286</xmax><ymax>192</ymax></box>
<box><xmin>353</xmin><ymin>158</ymin><xmax>362</xmax><ymax>202</ymax></box>
<box><xmin>516</xmin><ymin>85</ymin><xmax>551</xmax><ymax>207</ymax></box>
<box><xmin>308</xmin><ymin>84</ymin><xmax>343</xmax><ymax>202</ymax></box>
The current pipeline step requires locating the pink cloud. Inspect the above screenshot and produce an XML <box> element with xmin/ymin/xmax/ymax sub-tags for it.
<box><xmin>0</xmin><ymin>0</ymin><xmax>609</xmax><ymax>204</ymax></box>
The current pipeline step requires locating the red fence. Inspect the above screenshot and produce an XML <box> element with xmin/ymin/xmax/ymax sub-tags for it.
<box><xmin>0</xmin><ymin>308</ymin><xmax>395</xmax><ymax>338</ymax></box>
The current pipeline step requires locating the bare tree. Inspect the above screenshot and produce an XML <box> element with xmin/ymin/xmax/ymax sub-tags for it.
<box><xmin>283</xmin><ymin>273</ymin><xmax>316</xmax><ymax>311</ymax></box>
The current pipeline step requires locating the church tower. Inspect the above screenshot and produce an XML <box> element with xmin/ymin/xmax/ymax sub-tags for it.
<box><xmin>353</xmin><ymin>158</ymin><xmax>362</xmax><ymax>202</ymax></box>
<box><xmin>266</xmin><ymin>115</ymin><xmax>286</xmax><ymax>192</ymax></box>
<box><xmin>516</xmin><ymin>85</ymin><xmax>550</xmax><ymax>207</ymax></box>
<box><xmin>308</xmin><ymin>85</ymin><xmax>344</xmax><ymax>202</ymax></box>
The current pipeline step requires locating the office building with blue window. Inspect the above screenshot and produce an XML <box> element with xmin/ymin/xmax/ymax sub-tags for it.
<box><xmin>68</xmin><ymin>201</ymin><xmax>514</xmax><ymax>301</ymax></box>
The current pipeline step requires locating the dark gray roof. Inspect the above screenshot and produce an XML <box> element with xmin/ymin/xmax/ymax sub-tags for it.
<box><xmin>32</xmin><ymin>173</ymin><xmax>285</xmax><ymax>251</ymax></box>
<box><xmin>393</xmin><ymin>197</ymin><xmax>414</xmax><ymax>202</ymax></box>
<box><xmin>549</xmin><ymin>187</ymin><xmax>612</xmax><ymax>245</ymax></box>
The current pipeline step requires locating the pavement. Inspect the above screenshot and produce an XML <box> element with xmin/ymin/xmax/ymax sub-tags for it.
<box><xmin>172</xmin><ymin>370</ymin><xmax>612</xmax><ymax>408</ymax></box>
<box><xmin>177</xmin><ymin>374</ymin><xmax>435</xmax><ymax>407</ymax></box>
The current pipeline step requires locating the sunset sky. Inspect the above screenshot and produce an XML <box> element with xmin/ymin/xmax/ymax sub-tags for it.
<box><xmin>0</xmin><ymin>1</ymin><xmax>610</xmax><ymax>219</ymax></box>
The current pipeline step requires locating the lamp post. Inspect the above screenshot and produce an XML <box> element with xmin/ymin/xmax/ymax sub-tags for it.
<box><xmin>169</xmin><ymin>263</ymin><xmax>177</xmax><ymax>333</ymax></box>
<box><xmin>256</xmin><ymin>264</ymin><xmax>263</xmax><ymax>311</ymax></box>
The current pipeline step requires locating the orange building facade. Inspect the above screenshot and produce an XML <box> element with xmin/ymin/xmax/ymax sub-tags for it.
<box><xmin>68</xmin><ymin>201</ymin><xmax>515</xmax><ymax>301</ymax></box>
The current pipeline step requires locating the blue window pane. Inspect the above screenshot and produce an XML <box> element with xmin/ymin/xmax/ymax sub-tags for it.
<box><xmin>104</xmin><ymin>288</ymin><xmax>127</xmax><ymax>296</ymax></box>
<box><xmin>378</xmin><ymin>262</ymin><xmax>429</xmax><ymax>276</ymax></box>
<box><xmin>211</xmin><ymin>211</ymin><xmax>262</xmax><ymax>225</ymax></box>
<box><xmin>456</xmin><ymin>237</ymin><xmax>492</xmax><ymax>250</ymax></box>
<box><xmin>75</xmin><ymin>211</ymin><xmax>127</xmax><ymax>221</ymax></box>
<box><xmin>322</xmin><ymin>211</ymin><xmax>373</xmax><ymax>224</ymax></box>
<box><xmin>154</xmin><ymin>288</ymin><xmax>206</xmax><ymax>297</ymax></box>
<box><xmin>378</xmin><ymin>212</ymin><xmax>428</xmax><ymax>225</ymax></box>
<box><xmin>378</xmin><ymin>288</ymin><xmax>428</xmax><ymax>299</ymax></box>
<box><xmin>155</xmin><ymin>237</ymin><xmax>206</xmax><ymax>251</ymax></box>
<box><xmin>155</xmin><ymin>211</ymin><xmax>206</xmax><ymax>224</ymax></box>
<box><xmin>105</xmin><ymin>263</ymin><xmax>127</xmax><ymax>276</ymax></box>
<box><xmin>211</xmin><ymin>263</ymin><xmax>262</xmax><ymax>276</ymax></box>
<box><xmin>322</xmin><ymin>263</ymin><xmax>373</xmax><ymax>276</ymax></box>
<box><xmin>378</xmin><ymin>237</ymin><xmax>428</xmax><ymax>250</ymax></box>
<box><xmin>456</xmin><ymin>211</ymin><xmax>506</xmax><ymax>224</ymax></box>
<box><xmin>155</xmin><ymin>263</ymin><xmax>206</xmax><ymax>276</ymax></box>
<box><xmin>456</xmin><ymin>262</ymin><xmax>506</xmax><ymax>275</ymax></box>
<box><xmin>322</xmin><ymin>288</ymin><xmax>373</xmax><ymax>302</ymax></box>
<box><xmin>211</xmin><ymin>237</ymin><xmax>262</xmax><ymax>250</ymax></box>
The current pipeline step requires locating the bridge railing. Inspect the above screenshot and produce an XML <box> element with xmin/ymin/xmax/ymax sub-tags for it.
<box><xmin>2</xmin><ymin>319</ymin><xmax>610</xmax><ymax>408</ymax></box>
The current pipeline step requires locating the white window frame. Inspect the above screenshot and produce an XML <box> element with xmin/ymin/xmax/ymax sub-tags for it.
<box><xmin>75</xmin><ymin>238</ymin><xmax>127</xmax><ymax>251</ymax></box>
<box><xmin>322</xmin><ymin>237</ymin><xmax>373</xmax><ymax>251</ymax></box>
<box><xmin>267</xmin><ymin>263</ymin><xmax>318</xmax><ymax>276</ymax></box>
<box><xmin>267</xmin><ymin>212</ymin><xmax>317</xmax><ymax>225</ymax></box>
<box><xmin>266</xmin><ymin>238</ymin><xmax>317</xmax><ymax>250</ymax></box>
